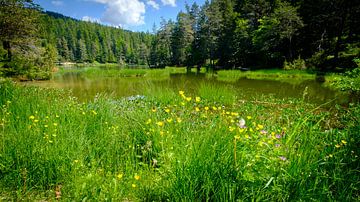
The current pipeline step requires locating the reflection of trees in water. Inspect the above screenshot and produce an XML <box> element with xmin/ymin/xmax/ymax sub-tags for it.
<box><xmin>56</xmin><ymin>73</ymin><xmax>348</xmax><ymax>104</ymax></box>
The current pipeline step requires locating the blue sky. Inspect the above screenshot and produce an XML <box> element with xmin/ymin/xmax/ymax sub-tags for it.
<box><xmin>34</xmin><ymin>0</ymin><xmax>205</xmax><ymax>32</ymax></box>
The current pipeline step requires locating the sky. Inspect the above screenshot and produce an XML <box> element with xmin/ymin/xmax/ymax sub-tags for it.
<box><xmin>34</xmin><ymin>0</ymin><xmax>206</xmax><ymax>32</ymax></box>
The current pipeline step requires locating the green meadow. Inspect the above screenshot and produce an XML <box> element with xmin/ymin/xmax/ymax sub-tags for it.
<box><xmin>0</xmin><ymin>74</ymin><xmax>359</xmax><ymax>201</ymax></box>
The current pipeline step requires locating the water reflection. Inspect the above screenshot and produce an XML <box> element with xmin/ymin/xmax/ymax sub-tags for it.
<box><xmin>26</xmin><ymin>71</ymin><xmax>348</xmax><ymax>104</ymax></box>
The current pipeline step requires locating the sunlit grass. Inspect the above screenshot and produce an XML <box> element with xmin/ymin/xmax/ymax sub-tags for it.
<box><xmin>0</xmin><ymin>80</ymin><xmax>359</xmax><ymax>201</ymax></box>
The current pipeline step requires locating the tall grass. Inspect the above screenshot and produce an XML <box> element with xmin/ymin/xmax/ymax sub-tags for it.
<box><xmin>0</xmin><ymin>80</ymin><xmax>358</xmax><ymax>201</ymax></box>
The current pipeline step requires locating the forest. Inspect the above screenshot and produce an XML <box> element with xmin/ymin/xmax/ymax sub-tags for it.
<box><xmin>1</xmin><ymin>0</ymin><xmax>359</xmax><ymax>78</ymax></box>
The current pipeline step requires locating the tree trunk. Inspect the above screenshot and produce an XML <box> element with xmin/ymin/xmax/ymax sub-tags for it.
<box><xmin>3</xmin><ymin>40</ymin><xmax>12</xmax><ymax>62</ymax></box>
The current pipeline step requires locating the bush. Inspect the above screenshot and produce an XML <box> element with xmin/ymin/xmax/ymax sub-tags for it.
<box><xmin>283</xmin><ymin>57</ymin><xmax>306</xmax><ymax>70</ymax></box>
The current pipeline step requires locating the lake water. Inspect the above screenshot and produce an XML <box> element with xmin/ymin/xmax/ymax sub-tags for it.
<box><xmin>25</xmin><ymin>71</ymin><xmax>349</xmax><ymax>104</ymax></box>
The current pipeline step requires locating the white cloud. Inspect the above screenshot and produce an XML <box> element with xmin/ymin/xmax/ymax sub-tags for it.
<box><xmin>147</xmin><ymin>0</ymin><xmax>159</xmax><ymax>10</ymax></box>
<box><xmin>161</xmin><ymin>0</ymin><xmax>176</xmax><ymax>7</ymax></box>
<box><xmin>51</xmin><ymin>1</ymin><xmax>64</xmax><ymax>6</ymax></box>
<box><xmin>90</xmin><ymin>0</ymin><xmax>145</xmax><ymax>26</ymax></box>
<box><xmin>82</xmin><ymin>16</ymin><xmax>101</xmax><ymax>23</ymax></box>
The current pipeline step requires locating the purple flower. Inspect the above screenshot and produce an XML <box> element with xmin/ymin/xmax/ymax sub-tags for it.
<box><xmin>279</xmin><ymin>156</ymin><xmax>287</xmax><ymax>161</ymax></box>
<box><xmin>276</xmin><ymin>134</ymin><xmax>282</xmax><ymax>139</ymax></box>
<box><xmin>275</xmin><ymin>144</ymin><xmax>281</xmax><ymax>148</ymax></box>
<box><xmin>260</xmin><ymin>130</ymin><xmax>268</xmax><ymax>134</ymax></box>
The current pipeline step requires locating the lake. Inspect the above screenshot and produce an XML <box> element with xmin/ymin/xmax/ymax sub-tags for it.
<box><xmin>25</xmin><ymin>69</ymin><xmax>348</xmax><ymax>104</ymax></box>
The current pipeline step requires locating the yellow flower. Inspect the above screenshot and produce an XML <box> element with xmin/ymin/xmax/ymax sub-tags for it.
<box><xmin>176</xmin><ymin>118</ymin><xmax>182</xmax><ymax>123</ymax></box>
<box><xmin>53</xmin><ymin>123</ymin><xmax>58</xmax><ymax>127</ymax></box>
<box><xmin>165</xmin><ymin>108</ymin><xmax>170</xmax><ymax>113</ymax></box>
<box><xmin>82</xmin><ymin>111</ymin><xmax>86</xmax><ymax>115</ymax></box>
<box><xmin>91</xmin><ymin>110</ymin><xmax>97</xmax><ymax>115</ymax></box>
<box><xmin>234</xmin><ymin>135</ymin><xmax>240</xmax><ymax>140</ymax></box>
<box><xmin>195</xmin><ymin>97</ymin><xmax>201</xmax><ymax>102</ymax></box>
<box><xmin>181</xmin><ymin>102</ymin><xmax>186</xmax><ymax>106</ymax></box>
<box><xmin>195</xmin><ymin>107</ymin><xmax>200</xmax><ymax>112</ymax></box>
<box><xmin>117</xmin><ymin>173</ymin><xmax>123</xmax><ymax>179</ymax></box>
<box><xmin>179</xmin><ymin>90</ymin><xmax>185</xmax><ymax>95</ymax></box>
<box><xmin>229</xmin><ymin>126</ymin><xmax>235</xmax><ymax>132</ymax></box>
<box><xmin>74</xmin><ymin>160</ymin><xmax>79</xmax><ymax>163</ymax></box>
<box><xmin>341</xmin><ymin>140</ymin><xmax>347</xmax><ymax>145</ymax></box>
<box><xmin>335</xmin><ymin>144</ymin><xmax>341</xmax><ymax>148</ymax></box>
<box><xmin>231</xmin><ymin>112</ymin><xmax>239</xmax><ymax>116</ymax></box>
<box><xmin>166</xmin><ymin>118</ymin><xmax>173</xmax><ymax>123</ymax></box>
<box><xmin>34</xmin><ymin>119</ymin><xmax>39</xmax><ymax>123</ymax></box>
<box><xmin>44</xmin><ymin>125</ymin><xmax>48</xmax><ymax>128</ymax></box>
<box><xmin>146</xmin><ymin>119</ymin><xmax>152</xmax><ymax>124</ymax></box>
<box><xmin>186</xmin><ymin>97</ymin><xmax>192</xmax><ymax>102</ymax></box>
<box><xmin>204</xmin><ymin>106</ymin><xmax>209</xmax><ymax>111</ymax></box>
<box><xmin>132</xmin><ymin>184</ymin><xmax>136</xmax><ymax>188</ymax></box>
<box><xmin>212</xmin><ymin>106</ymin><xmax>218</xmax><ymax>111</ymax></box>
<box><xmin>29</xmin><ymin>115</ymin><xmax>35</xmax><ymax>120</ymax></box>
<box><xmin>134</xmin><ymin>175</ymin><xmax>140</xmax><ymax>180</ymax></box>
<box><xmin>257</xmin><ymin>124</ymin><xmax>264</xmax><ymax>130</ymax></box>
<box><xmin>247</xmin><ymin>116</ymin><xmax>252</xmax><ymax>120</ymax></box>
<box><xmin>151</xmin><ymin>107</ymin><xmax>157</xmax><ymax>112</ymax></box>
<box><xmin>156</xmin><ymin>121</ymin><xmax>164</xmax><ymax>127</ymax></box>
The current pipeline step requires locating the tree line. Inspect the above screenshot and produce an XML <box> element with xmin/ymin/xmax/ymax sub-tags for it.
<box><xmin>1</xmin><ymin>0</ymin><xmax>359</xmax><ymax>79</ymax></box>
<box><xmin>149</xmin><ymin>0</ymin><xmax>359</xmax><ymax>71</ymax></box>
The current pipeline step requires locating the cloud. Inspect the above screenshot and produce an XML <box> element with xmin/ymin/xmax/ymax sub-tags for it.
<box><xmin>147</xmin><ymin>0</ymin><xmax>159</xmax><ymax>10</ymax></box>
<box><xmin>161</xmin><ymin>0</ymin><xmax>176</xmax><ymax>7</ymax></box>
<box><xmin>82</xmin><ymin>16</ymin><xmax>101</xmax><ymax>23</ymax></box>
<box><xmin>91</xmin><ymin>0</ymin><xmax>145</xmax><ymax>26</ymax></box>
<box><xmin>51</xmin><ymin>1</ymin><xmax>64</xmax><ymax>6</ymax></box>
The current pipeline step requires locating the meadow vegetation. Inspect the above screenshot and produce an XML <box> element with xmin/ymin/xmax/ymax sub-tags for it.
<box><xmin>0</xmin><ymin>80</ymin><xmax>359</xmax><ymax>201</ymax></box>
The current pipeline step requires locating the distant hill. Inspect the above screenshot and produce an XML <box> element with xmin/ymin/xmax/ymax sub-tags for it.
<box><xmin>41</xmin><ymin>11</ymin><xmax>153</xmax><ymax>65</ymax></box>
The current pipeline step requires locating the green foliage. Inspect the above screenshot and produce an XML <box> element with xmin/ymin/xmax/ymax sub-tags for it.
<box><xmin>331</xmin><ymin>59</ymin><xmax>360</xmax><ymax>92</ymax></box>
<box><xmin>283</xmin><ymin>57</ymin><xmax>306</xmax><ymax>70</ymax></box>
<box><xmin>0</xmin><ymin>81</ymin><xmax>359</xmax><ymax>200</ymax></box>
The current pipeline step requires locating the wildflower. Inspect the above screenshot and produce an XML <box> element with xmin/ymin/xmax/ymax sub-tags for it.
<box><xmin>275</xmin><ymin>144</ymin><xmax>281</xmax><ymax>148</ymax></box>
<box><xmin>181</xmin><ymin>102</ymin><xmax>186</xmax><ymax>106</ymax></box>
<box><xmin>34</xmin><ymin>119</ymin><xmax>39</xmax><ymax>123</ymax></box>
<box><xmin>279</xmin><ymin>156</ymin><xmax>287</xmax><ymax>161</ymax></box>
<box><xmin>229</xmin><ymin>126</ymin><xmax>235</xmax><ymax>132</ymax></box>
<box><xmin>151</xmin><ymin>107</ymin><xmax>157</xmax><ymax>112</ymax></box>
<box><xmin>186</xmin><ymin>97</ymin><xmax>192</xmax><ymax>102</ymax></box>
<box><xmin>134</xmin><ymin>175</ymin><xmax>140</xmax><ymax>180</ymax></box>
<box><xmin>195</xmin><ymin>107</ymin><xmax>200</xmax><ymax>112</ymax></box>
<box><xmin>204</xmin><ymin>106</ymin><xmax>209</xmax><ymax>111</ymax></box>
<box><xmin>257</xmin><ymin>124</ymin><xmax>264</xmax><ymax>130</ymax></box>
<box><xmin>247</xmin><ymin>116</ymin><xmax>252</xmax><ymax>120</ymax></box>
<box><xmin>29</xmin><ymin>115</ymin><xmax>35</xmax><ymax>120</ymax></box>
<box><xmin>212</xmin><ymin>106</ymin><xmax>218</xmax><ymax>111</ymax></box>
<box><xmin>132</xmin><ymin>184</ymin><xmax>137</xmax><ymax>188</ymax></box>
<box><xmin>237</xmin><ymin>119</ymin><xmax>246</xmax><ymax>128</ymax></box>
<box><xmin>195</xmin><ymin>97</ymin><xmax>201</xmax><ymax>102</ymax></box>
<box><xmin>74</xmin><ymin>160</ymin><xmax>79</xmax><ymax>163</ymax></box>
<box><xmin>260</xmin><ymin>130</ymin><xmax>267</xmax><ymax>134</ymax></box>
<box><xmin>234</xmin><ymin>135</ymin><xmax>240</xmax><ymax>140</ymax></box>
<box><xmin>176</xmin><ymin>118</ymin><xmax>182</xmax><ymax>123</ymax></box>
<box><xmin>56</xmin><ymin>114</ymin><xmax>60</xmax><ymax>118</ymax></box>
<box><xmin>146</xmin><ymin>119</ymin><xmax>152</xmax><ymax>125</ymax></box>
<box><xmin>335</xmin><ymin>144</ymin><xmax>341</xmax><ymax>148</ymax></box>
<box><xmin>328</xmin><ymin>154</ymin><xmax>333</xmax><ymax>158</ymax></box>
<box><xmin>91</xmin><ymin>110</ymin><xmax>97</xmax><ymax>115</ymax></box>
<box><xmin>117</xmin><ymin>173</ymin><xmax>123</xmax><ymax>179</ymax></box>
<box><xmin>276</xmin><ymin>134</ymin><xmax>281</xmax><ymax>139</ymax></box>
<box><xmin>44</xmin><ymin>125</ymin><xmax>48</xmax><ymax>128</ymax></box>
<box><xmin>53</xmin><ymin>123</ymin><xmax>58</xmax><ymax>127</ymax></box>
<box><xmin>341</xmin><ymin>140</ymin><xmax>347</xmax><ymax>145</ymax></box>
<box><xmin>166</xmin><ymin>118</ymin><xmax>173</xmax><ymax>123</ymax></box>
<box><xmin>179</xmin><ymin>91</ymin><xmax>185</xmax><ymax>95</ymax></box>
<box><xmin>156</xmin><ymin>121</ymin><xmax>164</xmax><ymax>127</ymax></box>
<box><xmin>165</xmin><ymin>108</ymin><xmax>170</xmax><ymax>113</ymax></box>
<box><xmin>231</xmin><ymin>112</ymin><xmax>239</xmax><ymax>116</ymax></box>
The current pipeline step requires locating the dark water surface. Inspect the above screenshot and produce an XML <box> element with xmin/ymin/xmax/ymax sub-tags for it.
<box><xmin>25</xmin><ymin>71</ymin><xmax>348</xmax><ymax>104</ymax></box>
